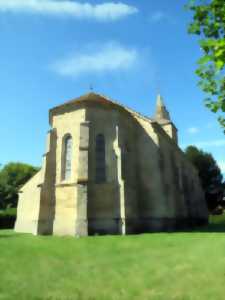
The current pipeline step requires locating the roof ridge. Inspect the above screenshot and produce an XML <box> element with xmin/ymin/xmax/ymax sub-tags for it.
<box><xmin>93</xmin><ymin>92</ymin><xmax>154</xmax><ymax>124</ymax></box>
<box><xmin>50</xmin><ymin>92</ymin><xmax>154</xmax><ymax>124</ymax></box>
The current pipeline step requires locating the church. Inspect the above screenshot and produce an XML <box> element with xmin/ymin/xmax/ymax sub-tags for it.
<box><xmin>15</xmin><ymin>92</ymin><xmax>208</xmax><ymax>236</ymax></box>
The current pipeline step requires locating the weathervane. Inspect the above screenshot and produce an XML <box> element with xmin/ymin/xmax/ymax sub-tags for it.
<box><xmin>155</xmin><ymin>77</ymin><xmax>161</xmax><ymax>96</ymax></box>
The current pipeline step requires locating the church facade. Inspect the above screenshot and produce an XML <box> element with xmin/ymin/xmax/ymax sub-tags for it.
<box><xmin>15</xmin><ymin>92</ymin><xmax>208</xmax><ymax>236</ymax></box>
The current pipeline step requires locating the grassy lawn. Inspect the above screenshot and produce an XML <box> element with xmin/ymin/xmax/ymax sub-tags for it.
<box><xmin>1</xmin><ymin>217</ymin><xmax>225</xmax><ymax>300</ymax></box>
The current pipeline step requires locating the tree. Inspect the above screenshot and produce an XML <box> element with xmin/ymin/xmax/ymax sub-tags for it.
<box><xmin>0</xmin><ymin>163</ymin><xmax>39</xmax><ymax>209</ymax></box>
<box><xmin>187</xmin><ymin>0</ymin><xmax>225</xmax><ymax>131</ymax></box>
<box><xmin>185</xmin><ymin>145</ymin><xmax>224</xmax><ymax>210</ymax></box>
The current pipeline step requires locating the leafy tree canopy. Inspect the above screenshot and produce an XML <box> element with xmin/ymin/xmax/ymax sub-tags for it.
<box><xmin>185</xmin><ymin>145</ymin><xmax>224</xmax><ymax>209</ymax></box>
<box><xmin>187</xmin><ymin>0</ymin><xmax>225</xmax><ymax>131</ymax></box>
<box><xmin>0</xmin><ymin>162</ymin><xmax>39</xmax><ymax>209</ymax></box>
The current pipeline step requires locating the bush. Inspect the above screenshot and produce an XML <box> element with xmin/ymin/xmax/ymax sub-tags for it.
<box><xmin>0</xmin><ymin>208</ymin><xmax>17</xmax><ymax>229</ymax></box>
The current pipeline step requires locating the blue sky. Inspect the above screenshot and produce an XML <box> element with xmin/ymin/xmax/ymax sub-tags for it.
<box><xmin>0</xmin><ymin>0</ymin><xmax>224</xmax><ymax>176</ymax></box>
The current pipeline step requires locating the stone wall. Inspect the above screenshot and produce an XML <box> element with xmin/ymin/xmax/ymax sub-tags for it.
<box><xmin>15</xmin><ymin>170</ymin><xmax>43</xmax><ymax>234</ymax></box>
<box><xmin>52</xmin><ymin>107</ymin><xmax>85</xmax><ymax>236</ymax></box>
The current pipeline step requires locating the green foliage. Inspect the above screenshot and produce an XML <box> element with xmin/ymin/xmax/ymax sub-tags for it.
<box><xmin>187</xmin><ymin>0</ymin><xmax>225</xmax><ymax>131</ymax></box>
<box><xmin>185</xmin><ymin>145</ymin><xmax>224</xmax><ymax>209</ymax></box>
<box><xmin>0</xmin><ymin>163</ymin><xmax>39</xmax><ymax>209</ymax></box>
<box><xmin>209</xmin><ymin>213</ymin><xmax>225</xmax><ymax>226</ymax></box>
<box><xmin>0</xmin><ymin>207</ymin><xmax>17</xmax><ymax>217</ymax></box>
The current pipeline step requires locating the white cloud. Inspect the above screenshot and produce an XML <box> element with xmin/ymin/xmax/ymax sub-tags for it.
<box><xmin>149</xmin><ymin>11</ymin><xmax>174</xmax><ymax>24</ymax></box>
<box><xmin>150</xmin><ymin>11</ymin><xmax>165</xmax><ymax>23</ymax></box>
<box><xmin>218</xmin><ymin>161</ymin><xmax>225</xmax><ymax>174</ymax></box>
<box><xmin>194</xmin><ymin>140</ymin><xmax>225</xmax><ymax>148</ymax></box>
<box><xmin>52</xmin><ymin>42</ymin><xmax>138</xmax><ymax>77</ymax></box>
<box><xmin>0</xmin><ymin>0</ymin><xmax>138</xmax><ymax>21</ymax></box>
<box><xmin>180</xmin><ymin>139</ymin><xmax>225</xmax><ymax>149</ymax></box>
<box><xmin>187</xmin><ymin>127</ymin><xmax>200</xmax><ymax>134</ymax></box>
<box><xmin>206</xmin><ymin>122</ymin><xmax>216</xmax><ymax>129</ymax></box>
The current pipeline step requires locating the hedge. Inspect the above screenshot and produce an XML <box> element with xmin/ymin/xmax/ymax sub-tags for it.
<box><xmin>0</xmin><ymin>208</ymin><xmax>16</xmax><ymax>229</ymax></box>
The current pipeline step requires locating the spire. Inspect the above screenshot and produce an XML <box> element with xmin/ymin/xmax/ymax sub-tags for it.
<box><xmin>155</xmin><ymin>94</ymin><xmax>171</xmax><ymax>121</ymax></box>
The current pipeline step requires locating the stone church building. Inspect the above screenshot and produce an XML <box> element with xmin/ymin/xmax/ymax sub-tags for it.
<box><xmin>15</xmin><ymin>92</ymin><xmax>208</xmax><ymax>236</ymax></box>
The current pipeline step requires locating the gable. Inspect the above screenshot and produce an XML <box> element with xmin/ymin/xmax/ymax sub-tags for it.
<box><xmin>49</xmin><ymin>92</ymin><xmax>153</xmax><ymax>126</ymax></box>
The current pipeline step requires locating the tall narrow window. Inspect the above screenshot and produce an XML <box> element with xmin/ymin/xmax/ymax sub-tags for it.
<box><xmin>62</xmin><ymin>135</ymin><xmax>72</xmax><ymax>181</ymax></box>
<box><xmin>95</xmin><ymin>134</ymin><xmax>106</xmax><ymax>183</ymax></box>
<box><xmin>121</xmin><ymin>142</ymin><xmax>130</xmax><ymax>180</ymax></box>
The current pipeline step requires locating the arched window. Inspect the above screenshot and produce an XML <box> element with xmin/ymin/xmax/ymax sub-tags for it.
<box><xmin>95</xmin><ymin>134</ymin><xmax>106</xmax><ymax>183</ymax></box>
<box><xmin>62</xmin><ymin>135</ymin><xmax>72</xmax><ymax>181</ymax></box>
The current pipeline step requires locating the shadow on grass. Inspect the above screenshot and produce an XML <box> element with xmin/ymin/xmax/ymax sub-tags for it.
<box><xmin>0</xmin><ymin>234</ymin><xmax>16</xmax><ymax>239</ymax></box>
<box><xmin>0</xmin><ymin>228</ymin><xmax>20</xmax><ymax>238</ymax></box>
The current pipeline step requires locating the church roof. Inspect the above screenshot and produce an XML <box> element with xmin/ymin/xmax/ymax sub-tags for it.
<box><xmin>49</xmin><ymin>92</ymin><xmax>155</xmax><ymax>125</ymax></box>
<box><xmin>49</xmin><ymin>91</ymin><xmax>180</xmax><ymax>149</ymax></box>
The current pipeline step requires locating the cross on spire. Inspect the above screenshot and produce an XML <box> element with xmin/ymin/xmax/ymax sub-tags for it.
<box><xmin>89</xmin><ymin>84</ymin><xmax>94</xmax><ymax>92</ymax></box>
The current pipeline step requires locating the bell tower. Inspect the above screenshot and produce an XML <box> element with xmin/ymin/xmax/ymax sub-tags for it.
<box><xmin>154</xmin><ymin>94</ymin><xmax>178</xmax><ymax>144</ymax></box>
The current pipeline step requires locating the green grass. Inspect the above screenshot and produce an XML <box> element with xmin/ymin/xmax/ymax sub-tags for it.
<box><xmin>1</xmin><ymin>217</ymin><xmax>225</xmax><ymax>300</ymax></box>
